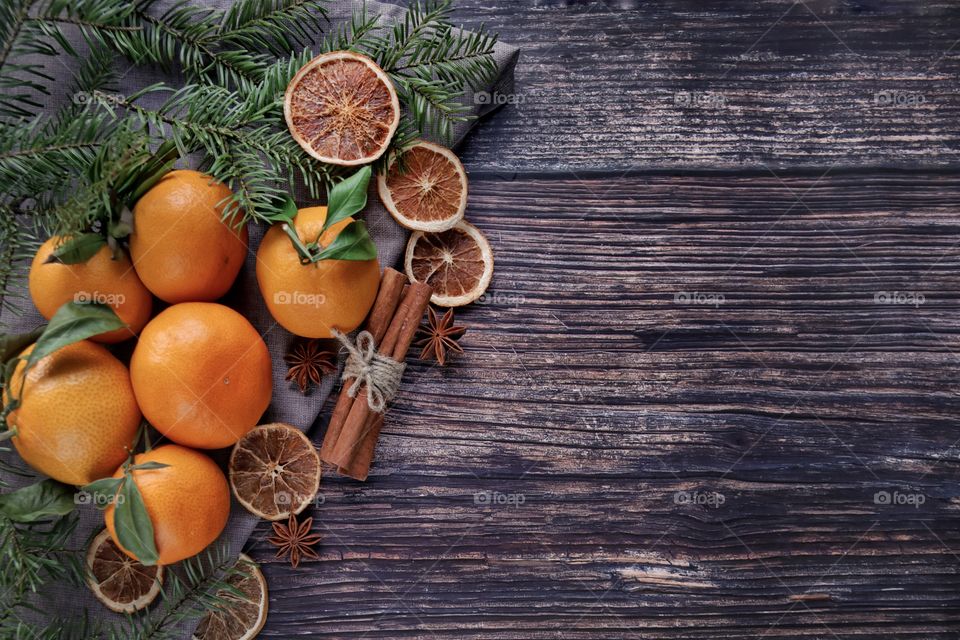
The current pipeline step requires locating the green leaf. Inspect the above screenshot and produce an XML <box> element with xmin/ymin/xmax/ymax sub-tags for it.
<box><xmin>128</xmin><ymin>141</ymin><xmax>179</xmax><ymax>203</ymax></box>
<box><xmin>323</xmin><ymin>166</ymin><xmax>371</xmax><ymax>232</ymax></box>
<box><xmin>1</xmin><ymin>358</ymin><xmax>21</xmax><ymax>397</ymax></box>
<box><xmin>265</xmin><ymin>196</ymin><xmax>298</xmax><ymax>224</ymax></box>
<box><xmin>315</xmin><ymin>220</ymin><xmax>378</xmax><ymax>261</ymax></box>
<box><xmin>0</xmin><ymin>328</ymin><xmax>45</xmax><ymax>370</ymax></box>
<box><xmin>43</xmin><ymin>234</ymin><xmax>105</xmax><ymax>265</ymax></box>
<box><xmin>128</xmin><ymin>462</ymin><xmax>169</xmax><ymax>471</ymax></box>
<box><xmin>0</xmin><ymin>480</ymin><xmax>75</xmax><ymax>522</ymax></box>
<box><xmin>80</xmin><ymin>477</ymin><xmax>124</xmax><ymax>510</ymax></box>
<box><xmin>25</xmin><ymin>302</ymin><xmax>126</xmax><ymax>370</ymax></box>
<box><xmin>114</xmin><ymin>473</ymin><xmax>159</xmax><ymax>566</ymax></box>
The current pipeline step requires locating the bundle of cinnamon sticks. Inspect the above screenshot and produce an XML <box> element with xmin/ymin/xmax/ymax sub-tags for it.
<box><xmin>321</xmin><ymin>267</ymin><xmax>431</xmax><ymax>480</ymax></box>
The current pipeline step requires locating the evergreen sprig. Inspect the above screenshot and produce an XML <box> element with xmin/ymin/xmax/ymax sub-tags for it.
<box><xmin>367</xmin><ymin>0</ymin><xmax>498</xmax><ymax>140</ymax></box>
<box><xmin>218</xmin><ymin>0</ymin><xmax>330</xmax><ymax>57</ymax></box>
<box><xmin>0</xmin><ymin>511</ymin><xmax>82</xmax><ymax>633</ymax></box>
<box><xmin>116</xmin><ymin>544</ymin><xmax>245</xmax><ymax>640</ymax></box>
<box><xmin>92</xmin><ymin>78</ymin><xmax>342</xmax><ymax>222</ymax></box>
<box><xmin>102</xmin><ymin>0</ymin><xmax>330</xmax><ymax>91</ymax></box>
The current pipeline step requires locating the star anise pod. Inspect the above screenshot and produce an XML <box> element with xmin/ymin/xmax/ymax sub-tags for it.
<box><xmin>416</xmin><ymin>306</ymin><xmax>466</xmax><ymax>366</ymax></box>
<box><xmin>284</xmin><ymin>339</ymin><xmax>336</xmax><ymax>392</ymax></box>
<box><xmin>267</xmin><ymin>513</ymin><xmax>321</xmax><ymax>569</ymax></box>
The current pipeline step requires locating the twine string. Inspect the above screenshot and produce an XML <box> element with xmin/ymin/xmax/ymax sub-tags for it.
<box><xmin>333</xmin><ymin>329</ymin><xmax>406</xmax><ymax>413</ymax></box>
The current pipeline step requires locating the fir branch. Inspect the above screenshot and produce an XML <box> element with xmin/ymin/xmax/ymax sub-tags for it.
<box><xmin>0</xmin><ymin>0</ymin><xmax>47</xmax><ymax>118</ymax></box>
<box><xmin>366</xmin><ymin>0</ymin><xmax>452</xmax><ymax>72</ymax></box>
<box><xmin>363</xmin><ymin>0</ymin><xmax>498</xmax><ymax>143</ymax></box>
<box><xmin>2</xmin><ymin>612</ymin><xmax>108</xmax><ymax>640</ymax></box>
<box><xmin>216</xmin><ymin>0</ymin><xmax>329</xmax><ymax>58</ymax></box>
<box><xmin>100</xmin><ymin>1</ymin><xmax>269</xmax><ymax>91</ymax></box>
<box><xmin>0</xmin><ymin>0</ymin><xmax>136</xmax><ymax>118</ymax></box>
<box><xmin>392</xmin><ymin>22</ymin><xmax>498</xmax><ymax>88</ymax></box>
<box><xmin>315</xmin><ymin>4</ymin><xmax>380</xmax><ymax>55</ymax></box>
<box><xmin>44</xmin><ymin>122</ymin><xmax>176</xmax><ymax>241</ymax></box>
<box><xmin>119</xmin><ymin>544</ymin><xmax>243</xmax><ymax>640</ymax></box>
<box><xmin>0</xmin><ymin>44</ymin><xmax>118</xmax><ymax>318</ymax></box>
<box><xmin>394</xmin><ymin>70</ymin><xmax>472</xmax><ymax>141</ymax></box>
<box><xmin>0</xmin><ymin>109</ymin><xmax>113</xmax><ymax>200</ymax></box>
<box><xmin>0</xmin><ymin>205</ymin><xmax>40</xmax><ymax>319</ymax></box>
<box><xmin>93</xmin><ymin>81</ymin><xmax>341</xmax><ymax>222</ymax></box>
<box><xmin>0</xmin><ymin>511</ymin><xmax>80</xmax><ymax>607</ymax></box>
<box><xmin>0</xmin><ymin>1</ymin><xmax>34</xmax><ymax>71</ymax></box>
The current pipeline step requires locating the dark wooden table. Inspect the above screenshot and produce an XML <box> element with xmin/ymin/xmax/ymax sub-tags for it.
<box><xmin>253</xmin><ymin>2</ymin><xmax>960</xmax><ymax>637</ymax></box>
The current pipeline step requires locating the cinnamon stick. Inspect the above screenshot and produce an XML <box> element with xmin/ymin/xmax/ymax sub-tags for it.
<box><xmin>337</xmin><ymin>412</ymin><xmax>384</xmax><ymax>480</ymax></box>
<box><xmin>329</xmin><ymin>282</ymin><xmax>432</xmax><ymax>478</ymax></box>
<box><xmin>366</xmin><ymin>269</ymin><xmax>408</xmax><ymax>344</ymax></box>
<box><xmin>320</xmin><ymin>268</ymin><xmax>405</xmax><ymax>461</ymax></box>
<box><xmin>337</xmin><ymin>295</ymin><xmax>432</xmax><ymax>479</ymax></box>
<box><xmin>337</xmin><ymin>284</ymin><xmax>434</xmax><ymax>479</ymax></box>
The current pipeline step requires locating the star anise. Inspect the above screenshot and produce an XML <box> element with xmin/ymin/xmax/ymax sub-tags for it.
<box><xmin>267</xmin><ymin>513</ymin><xmax>321</xmax><ymax>569</ymax></box>
<box><xmin>416</xmin><ymin>306</ymin><xmax>466</xmax><ymax>366</ymax></box>
<box><xmin>284</xmin><ymin>339</ymin><xmax>336</xmax><ymax>392</ymax></box>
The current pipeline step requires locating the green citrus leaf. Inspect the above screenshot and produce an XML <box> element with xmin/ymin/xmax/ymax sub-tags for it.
<box><xmin>0</xmin><ymin>327</ymin><xmax>44</xmax><ymax>378</ymax></box>
<box><xmin>323</xmin><ymin>166</ymin><xmax>371</xmax><ymax>232</ymax></box>
<box><xmin>283</xmin><ymin>196</ymin><xmax>299</xmax><ymax>220</ymax></box>
<box><xmin>114</xmin><ymin>473</ymin><xmax>159</xmax><ymax>566</ymax></box>
<box><xmin>25</xmin><ymin>302</ymin><xmax>126</xmax><ymax>370</ymax></box>
<box><xmin>128</xmin><ymin>142</ymin><xmax>179</xmax><ymax>203</ymax></box>
<box><xmin>44</xmin><ymin>234</ymin><xmax>106</xmax><ymax>265</ymax></box>
<box><xmin>128</xmin><ymin>461</ymin><xmax>169</xmax><ymax>471</ymax></box>
<box><xmin>80</xmin><ymin>477</ymin><xmax>124</xmax><ymax>510</ymax></box>
<box><xmin>0</xmin><ymin>479</ymin><xmax>75</xmax><ymax>522</ymax></box>
<box><xmin>315</xmin><ymin>220</ymin><xmax>378</xmax><ymax>262</ymax></box>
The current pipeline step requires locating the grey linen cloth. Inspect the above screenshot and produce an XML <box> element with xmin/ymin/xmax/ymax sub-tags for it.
<box><xmin>0</xmin><ymin>0</ymin><xmax>518</xmax><ymax>635</ymax></box>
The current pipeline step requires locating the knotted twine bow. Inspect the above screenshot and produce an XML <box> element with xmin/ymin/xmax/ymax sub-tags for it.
<box><xmin>332</xmin><ymin>329</ymin><xmax>406</xmax><ymax>413</ymax></box>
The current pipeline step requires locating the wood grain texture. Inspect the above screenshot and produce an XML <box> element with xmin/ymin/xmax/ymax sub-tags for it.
<box><xmin>251</xmin><ymin>172</ymin><xmax>960</xmax><ymax>638</ymax></box>
<box><xmin>450</xmin><ymin>0</ymin><xmax>960</xmax><ymax>171</ymax></box>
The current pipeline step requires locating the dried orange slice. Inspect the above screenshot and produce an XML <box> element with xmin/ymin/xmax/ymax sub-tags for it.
<box><xmin>229</xmin><ymin>423</ymin><xmax>321</xmax><ymax>521</ymax></box>
<box><xmin>284</xmin><ymin>50</ymin><xmax>400</xmax><ymax>166</ymax></box>
<box><xmin>377</xmin><ymin>141</ymin><xmax>468</xmax><ymax>232</ymax></box>
<box><xmin>405</xmin><ymin>220</ymin><xmax>494</xmax><ymax>307</ymax></box>
<box><xmin>86</xmin><ymin>528</ymin><xmax>163</xmax><ymax>613</ymax></box>
<box><xmin>192</xmin><ymin>554</ymin><xmax>268</xmax><ymax>640</ymax></box>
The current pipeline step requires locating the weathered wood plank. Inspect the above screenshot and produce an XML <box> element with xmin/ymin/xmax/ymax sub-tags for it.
<box><xmin>450</xmin><ymin>0</ymin><xmax>960</xmax><ymax>171</ymax></box>
<box><xmin>252</xmin><ymin>172</ymin><xmax>960</xmax><ymax>638</ymax></box>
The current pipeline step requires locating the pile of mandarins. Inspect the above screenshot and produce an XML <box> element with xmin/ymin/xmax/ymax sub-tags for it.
<box><xmin>4</xmin><ymin>48</ymin><xmax>498</xmax><ymax>635</ymax></box>
<box><xmin>17</xmin><ymin>169</ymin><xmax>271</xmax><ymax>567</ymax></box>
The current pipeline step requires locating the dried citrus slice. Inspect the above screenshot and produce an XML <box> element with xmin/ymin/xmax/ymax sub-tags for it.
<box><xmin>284</xmin><ymin>50</ymin><xmax>400</xmax><ymax>166</ymax></box>
<box><xmin>85</xmin><ymin>528</ymin><xmax>163</xmax><ymax>613</ymax></box>
<box><xmin>229</xmin><ymin>423</ymin><xmax>321</xmax><ymax>521</ymax></box>
<box><xmin>405</xmin><ymin>220</ymin><xmax>494</xmax><ymax>307</ymax></box>
<box><xmin>377</xmin><ymin>141</ymin><xmax>468</xmax><ymax>232</ymax></box>
<box><xmin>192</xmin><ymin>554</ymin><xmax>268</xmax><ymax>640</ymax></box>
